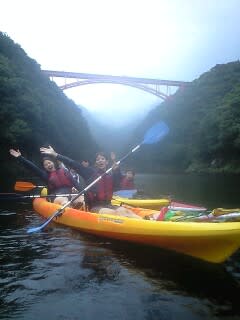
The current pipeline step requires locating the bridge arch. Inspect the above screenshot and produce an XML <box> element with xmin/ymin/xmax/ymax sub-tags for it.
<box><xmin>59</xmin><ymin>79</ymin><xmax>169</xmax><ymax>100</ymax></box>
<box><xmin>43</xmin><ymin>70</ymin><xmax>190</xmax><ymax>101</ymax></box>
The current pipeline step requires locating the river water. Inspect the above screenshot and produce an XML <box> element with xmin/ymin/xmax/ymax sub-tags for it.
<box><xmin>1</xmin><ymin>173</ymin><xmax>240</xmax><ymax>320</ymax></box>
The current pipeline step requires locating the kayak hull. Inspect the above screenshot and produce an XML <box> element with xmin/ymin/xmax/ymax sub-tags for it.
<box><xmin>111</xmin><ymin>197</ymin><xmax>206</xmax><ymax>211</ymax></box>
<box><xmin>33</xmin><ymin>198</ymin><xmax>240</xmax><ymax>264</ymax></box>
<box><xmin>111</xmin><ymin>196</ymin><xmax>170</xmax><ymax>209</ymax></box>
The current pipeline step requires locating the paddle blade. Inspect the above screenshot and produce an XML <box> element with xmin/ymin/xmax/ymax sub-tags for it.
<box><xmin>27</xmin><ymin>226</ymin><xmax>43</xmax><ymax>234</ymax></box>
<box><xmin>27</xmin><ymin>209</ymin><xmax>63</xmax><ymax>234</ymax></box>
<box><xmin>142</xmin><ymin>121</ymin><xmax>169</xmax><ymax>145</ymax></box>
<box><xmin>15</xmin><ymin>181</ymin><xmax>37</xmax><ymax>191</ymax></box>
<box><xmin>14</xmin><ymin>181</ymin><xmax>44</xmax><ymax>191</ymax></box>
<box><xmin>27</xmin><ymin>216</ymin><xmax>53</xmax><ymax>233</ymax></box>
<box><xmin>113</xmin><ymin>189</ymin><xmax>137</xmax><ymax>198</ymax></box>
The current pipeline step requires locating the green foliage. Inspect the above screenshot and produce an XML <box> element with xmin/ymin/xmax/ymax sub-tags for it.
<box><xmin>0</xmin><ymin>32</ymin><xmax>98</xmax><ymax>189</ymax></box>
<box><xmin>134</xmin><ymin>61</ymin><xmax>240</xmax><ymax>173</ymax></box>
<box><xmin>6</xmin><ymin>119</ymin><xmax>31</xmax><ymax>143</ymax></box>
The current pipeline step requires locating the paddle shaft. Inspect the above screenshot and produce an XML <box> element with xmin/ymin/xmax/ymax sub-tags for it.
<box><xmin>0</xmin><ymin>193</ymin><xmax>81</xmax><ymax>201</ymax></box>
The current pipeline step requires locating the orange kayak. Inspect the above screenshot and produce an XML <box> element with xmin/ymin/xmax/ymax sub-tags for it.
<box><xmin>33</xmin><ymin>198</ymin><xmax>240</xmax><ymax>264</ymax></box>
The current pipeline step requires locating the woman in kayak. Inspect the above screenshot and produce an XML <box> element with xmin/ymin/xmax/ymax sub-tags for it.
<box><xmin>40</xmin><ymin>146</ymin><xmax>142</xmax><ymax>218</ymax></box>
<box><xmin>120</xmin><ymin>169</ymin><xmax>135</xmax><ymax>190</ymax></box>
<box><xmin>110</xmin><ymin>152</ymin><xmax>136</xmax><ymax>191</ymax></box>
<box><xmin>9</xmin><ymin>149</ymin><xmax>83</xmax><ymax>206</ymax></box>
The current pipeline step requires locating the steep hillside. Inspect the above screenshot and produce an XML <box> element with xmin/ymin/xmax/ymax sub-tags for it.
<box><xmin>133</xmin><ymin>61</ymin><xmax>240</xmax><ymax>173</ymax></box>
<box><xmin>0</xmin><ymin>32</ymin><xmax>98</xmax><ymax>189</ymax></box>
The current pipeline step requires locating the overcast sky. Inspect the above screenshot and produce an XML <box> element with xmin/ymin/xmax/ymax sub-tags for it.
<box><xmin>1</xmin><ymin>0</ymin><xmax>240</xmax><ymax>126</ymax></box>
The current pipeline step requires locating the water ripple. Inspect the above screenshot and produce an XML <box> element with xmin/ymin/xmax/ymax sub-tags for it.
<box><xmin>1</xmin><ymin>205</ymin><xmax>240</xmax><ymax>320</ymax></box>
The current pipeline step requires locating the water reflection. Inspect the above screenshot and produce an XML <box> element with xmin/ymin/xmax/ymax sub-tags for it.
<box><xmin>71</xmin><ymin>232</ymin><xmax>240</xmax><ymax>318</ymax></box>
<box><xmin>0</xmin><ymin>205</ymin><xmax>55</xmax><ymax>319</ymax></box>
<box><xmin>81</xmin><ymin>247</ymin><xmax>121</xmax><ymax>283</ymax></box>
<box><xmin>1</xmin><ymin>172</ymin><xmax>240</xmax><ymax>320</ymax></box>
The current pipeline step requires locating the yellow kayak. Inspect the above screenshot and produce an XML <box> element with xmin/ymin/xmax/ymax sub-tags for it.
<box><xmin>32</xmin><ymin>198</ymin><xmax>240</xmax><ymax>264</ymax></box>
<box><xmin>111</xmin><ymin>195</ymin><xmax>170</xmax><ymax>209</ymax></box>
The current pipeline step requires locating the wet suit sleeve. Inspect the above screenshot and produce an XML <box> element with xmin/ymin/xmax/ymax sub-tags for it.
<box><xmin>18</xmin><ymin>156</ymin><xmax>48</xmax><ymax>182</ymax></box>
<box><xmin>56</xmin><ymin>154</ymin><xmax>95</xmax><ymax>182</ymax></box>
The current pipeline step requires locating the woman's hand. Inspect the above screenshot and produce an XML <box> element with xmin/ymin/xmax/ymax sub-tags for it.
<box><xmin>112</xmin><ymin>162</ymin><xmax>119</xmax><ymax>170</ymax></box>
<box><xmin>40</xmin><ymin>145</ymin><xmax>58</xmax><ymax>157</ymax></box>
<box><xmin>9</xmin><ymin>149</ymin><xmax>21</xmax><ymax>158</ymax></box>
<box><xmin>110</xmin><ymin>151</ymin><xmax>119</xmax><ymax>169</ymax></box>
<box><xmin>110</xmin><ymin>152</ymin><xmax>116</xmax><ymax>162</ymax></box>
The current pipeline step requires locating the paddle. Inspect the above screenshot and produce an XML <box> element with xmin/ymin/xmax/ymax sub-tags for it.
<box><xmin>15</xmin><ymin>181</ymin><xmax>45</xmax><ymax>192</ymax></box>
<box><xmin>0</xmin><ymin>193</ymin><xmax>33</xmax><ymax>202</ymax></box>
<box><xmin>0</xmin><ymin>192</ymin><xmax>81</xmax><ymax>201</ymax></box>
<box><xmin>15</xmin><ymin>183</ymin><xmax>138</xmax><ymax>200</ymax></box>
<box><xmin>15</xmin><ymin>183</ymin><xmax>136</xmax><ymax>199</ymax></box>
<box><xmin>113</xmin><ymin>189</ymin><xmax>138</xmax><ymax>198</ymax></box>
<box><xmin>27</xmin><ymin>121</ymin><xmax>169</xmax><ymax>234</ymax></box>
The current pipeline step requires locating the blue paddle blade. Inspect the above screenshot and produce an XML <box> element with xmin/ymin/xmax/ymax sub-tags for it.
<box><xmin>113</xmin><ymin>189</ymin><xmax>138</xmax><ymax>198</ymax></box>
<box><xmin>27</xmin><ymin>226</ymin><xmax>43</xmax><ymax>234</ymax></box>
<box><xmin>27</xmin><ymin>210</ymin><xmax>61</xmax><ymax>233</ymax></box>
<box><xmin>27</xmin><ymin>218</ymin><xmax>50</xmax><ymax>233</ymax></box>
<box><xmin>142</xmin><ymin>121</ymin><xmax>169</xmax><ymax>144</ymax></box>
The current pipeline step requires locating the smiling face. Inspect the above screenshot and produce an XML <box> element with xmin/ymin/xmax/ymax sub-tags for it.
<box><xmin>95</xmin><ymin>154</ymin><xmax>108</xmax><ymax>170</ymax></box>
<box><xmin>43</xmin><ymin>159</ymin><xmax>56</xmax><ymax>172</ymax></box>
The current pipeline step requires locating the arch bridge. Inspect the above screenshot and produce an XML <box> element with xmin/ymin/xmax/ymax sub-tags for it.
<box><xmin>42</xmin><ymin>70</ymin><xmax>191</xmax><ymax>100</ymax></box>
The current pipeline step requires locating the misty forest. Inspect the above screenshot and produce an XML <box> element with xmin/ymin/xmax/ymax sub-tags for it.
<box><xmin>1</xmin><ymin>32</ymin><xmax>240</xmax><ymax>191</ymax></box>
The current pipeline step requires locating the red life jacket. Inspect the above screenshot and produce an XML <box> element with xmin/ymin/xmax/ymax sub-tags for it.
<box><xmin>48</xmin><ymin>168</ymin><xmax>74</xmax><ymax>192</ymax></box>
<box><xmin>87</xmin><ymin>172</ymin><xmax>113</xmax><ymax>205</ymax></box>
<box><xmin>120</xmin><ymin>177</ymin><xmax>135</xmax><ymax>190</ymax></box>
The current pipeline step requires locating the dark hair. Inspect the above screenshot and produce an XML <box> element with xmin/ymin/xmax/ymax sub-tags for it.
<box><xmin>125</xmin><ymin>168</ymin><xmax>135</xmax><ymax>175</ymax></box>
<box><xmin>95</xmin><ymin>152</ymin><xmax>108</xmax><ymax>161</ymax></box>
<box><xmin>41</xmin><ymin>156</ymin><xmax>59</xmax><ymax>169</ymax></box>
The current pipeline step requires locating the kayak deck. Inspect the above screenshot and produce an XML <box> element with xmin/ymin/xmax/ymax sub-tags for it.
<box><xmin>111</xmin><ymin>196</ymin><xmax>170</xmax><ymax>209</ymax></box>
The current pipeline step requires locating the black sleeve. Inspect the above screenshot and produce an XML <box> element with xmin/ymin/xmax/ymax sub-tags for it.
<box><xmin>112</xmin><ymin>167</ymin><xmax>123</xmax><ymax>191</ymax></box>
<box><xmin>56</xmin><ymin>154</ymin><xmax>95</xmax><ymax>182</ymax></box>
<box><xmin>18</xmin><ymin>156</ymin><xmax>48</xmax><ymax>182</ymax></box>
